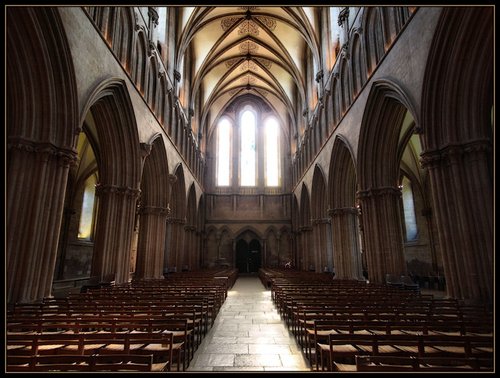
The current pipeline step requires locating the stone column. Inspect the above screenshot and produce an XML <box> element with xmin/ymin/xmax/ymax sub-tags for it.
<box><xmin>183</xmin><ymin>225</ymin><xmax>196</xmax><ymax>270</ymax></box>
<box><xmin>7</xmin><ymin>140</ymin><xmax>77</xmax><ymax>303</ymax></box>
<box><xmin>356</xmin><ymin>187</ymin><xmax>406</xmax><ymax>284</ymax></box>
<box><xmin>313</xmin><ymin>218</ymin><xmax>331</xmax><ymax>272</ymax></box>
<box><xmin>276</xmin><ymin>231</ymin><xmax>281</xmax><ymax>267</ymax></box>
<box><xmin>299</xmin><ymin>226</ymin><xmax>313</xmax><ymax>270</ymax></box>
<box><xmin>329</xmin><ymin>207</ymin><xmax>363</xmax><ymax>280</ymax></box>
<box><xmin>135</xmin><ymin>205</ymin><xmax>168</xmax><ymax>279</ymax></box>
<box><xmin>91</xmin><ymin>184</ymin><xmax>140</xmax><ymax>284</ymax></box>
<box><xmin>172</xmin><ymin>218</ymin><xmax>186</xmax><ymax>271</ymax></box>
<box><xmin>421</xmin><ymin>141</ymin><xmax>492</xmax><ymax>304</ymax></box>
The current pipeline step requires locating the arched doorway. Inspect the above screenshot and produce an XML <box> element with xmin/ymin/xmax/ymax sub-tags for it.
<box><xmin>236</xmin><ymin>239</ymin><xmax>261</xmax><ymax>273</ymax></box>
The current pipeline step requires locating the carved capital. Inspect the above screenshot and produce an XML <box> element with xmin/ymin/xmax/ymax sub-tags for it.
<box><xmin>95</xmin><ymin>184</ymin><xmax>141</xmax><ymax>198</ymax></box>
<box><xmin>356</xmin><ymin>186</ymin><xmax>401</xmax><ymax>199</ymax></box>
<box><xmin>328</xmin><ymin>207</ymin><xmax>358</xmax><ymax>216</ymax></box>
<box><xmin>167</xmin><ymin>217</ymin><xmax>186</xmax><ymax>225</ymax></box>
<box><xmin>420</xmin><ymin>139</ymin><xmax>491</xmax><ymax>169</ymax></box>
<box><xmin>312</xmin><ymin>218</ymin><xmax>331</xmax><ymax>225</ymax></box>
<box><xmin>7</xmin><ymin>136</ymin><xmax>78</xmax><ymax>167</ymax></box>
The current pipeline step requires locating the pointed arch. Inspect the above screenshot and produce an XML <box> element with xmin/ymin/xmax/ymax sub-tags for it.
<box><xmin>357</xmin><ymin>79</ymin><xmax>417</xmax><ymax>284</ymax></box>
<box><xmin>146</xmin><ymin>56</ymin><xmax>159</xmax><ymax>110</ymax></box>
<box><xmin>339</xmin><ymin>57</ymin><xmax>351</xmax><ymax>114</ymax></box>
<box><xmin>358</xmin><ymin>80</ymin><xmax>418</xmax><ymax>189</ymax></box>
<box><xmin>328</xmin><ymin>136</ymin><xmax>363</xmax><ymax>279</ymax></box>
<box><xmin>132</xmin><ymin>29</ymin><xmax>148</xmax><ymax>93</ymax></box>
<box><xmin>350</xmin><ymin>31</ymin><xmax>366</xmax><ymax>97</ymax></box>
<box><xmin>111</xmin><ymin>7</ymin><xmax>135</xmax><ymax>70</ymax></box>
<box><xmin>135</xmin><ymin>135</ymin><xmax>170</xmax><ymax>279</ymax></box>
<box><xmin>363</xmin><ymin>7</ymin><xmax>385</xmax><ymax>75</ymax></box>
<box><xmin>329</xmin><ymin>136</ymin><xmax>357</xmax><ymax>209</ymax></box>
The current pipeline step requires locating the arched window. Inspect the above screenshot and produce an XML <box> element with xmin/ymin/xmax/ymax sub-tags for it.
<box><xmin>217</xmin><ymin>117</ymin><xmax>231</xmax><ymax>186</ymax></box>
<box><xmin>401</xmin><ymin>175</ymin><xmax>418</xmax><ymax>241</ymax></box>
<box><xmin>78</xmin><ymin>174</ymin><xmax>97</xmax><ymax>240</ymax></box>
<box><xmin>214</xmin><ymin>103</ymin><xmax>282</xmax><ymax>190</ymax></box>
<box><xmin>265</xmin><ymin>116</ymin><xmax>280</xmax><ymax>186</ymax></box>
<box><xmin>240</xmin><ymin>108</ymin><xmax>256</xmax><ymax>186</ymax></box>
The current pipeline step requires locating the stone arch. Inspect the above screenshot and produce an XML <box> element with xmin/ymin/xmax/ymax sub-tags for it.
<box><xmin>420</xmin><ymin>7</ymin><xmax>493</xmax><ymax>304</ymax></box>
<box><xmin>135</xmin><ymin>134</ymin><xmax>169</xmax><ymax>279</ymax></box>
<box><xmin>165</xmin><ymin>164</ymin><xmax>187</xmax><ymax>272</ymax></box>
<box><xmin>80</xmin><ymin>78</ymin><xmax>141</xmax><ymax>284</ymax></box>
<box><xmin>311</xmin><ymin>165</ymin><xmax>330</xmax><ymax>273</ymax></box>
<box><xmin>350</xmin><ymin>32</ymin><xmax>367</xmax><ymax>97</ymax></box>
<box><xmin>299</xmin><ymin>183</ymin><xmax>312</xmax><ymax>271</ymax></box>
<box><xmin>328</xmin><ymin>136</ymin><xmax>363</xmax><ymax>279</ymax></box>
<box><xmin>7</xmin><ymin>7</ymin><xmax>79</xmax><ymax>303</ymax></box>
<box><xmin>132</xmin><ymin>29</ymin><xmax>148</xmax><ymax>93</ymax></box>
<box><xmin>357</xmin><ymin>80</ymin><xmax>418</xmax><ymax>284</ymax></box>
<box><xmin>330</xmin><ymin>75</ymin><xmax>341</xmax><ymax>127</ymax></box>
<box><xmin>156</xmin><ymin>73</ymin><xmax>168</xmax><ymax>126</ymax></box>
<box><xmin>234</xmin><ymin>228</ymin><xmax>262</xmax><ymax>273</ymax></box>
<box><xmin>111</xmin><ymin>7</ymin><xmax>135</xmax><ymax>70</ymax></box>
<box><xmin>146</xmin><ymin>56</ymin><xmax>158</xmax><ymax>111</ymax></box>
<box><xmin>195</xmin><ymin>194</ymin><xmax>206</xmax><ymax>269</ymax></box>
<box><xmin>183</xmin><ymin>183</ymin><xmax>197</xmax><ymax>271</ymax></box>
<box><xmin>291</xmin><ymin>194</ymin><xmax>300</xmax><ymax>268</ymax></box>
<box><xmin>339</xmin><ymin>57</ymin><xmax>351</xmax><ymax>114</ymax></box>
<box><xmin>363</xmin><ymin>7</ymin><xmax>385</xmax><ymax>75</ymax></box>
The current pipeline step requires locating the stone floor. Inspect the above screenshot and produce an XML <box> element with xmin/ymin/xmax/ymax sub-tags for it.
<box><xmin>187</xmin><ymin>274</ymin><xmax>311</xmax><ymax>372</ymax></box>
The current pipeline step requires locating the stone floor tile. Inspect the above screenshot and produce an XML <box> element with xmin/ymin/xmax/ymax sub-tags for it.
<box><xmin>234</xmin><ymin>354</ymin><xmax>282</xmax><ymax>367</ymax></box>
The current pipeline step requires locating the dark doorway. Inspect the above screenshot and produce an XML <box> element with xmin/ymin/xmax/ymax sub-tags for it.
<box><xmin>235</xmin><ymin>239</ymin><xmax>261</xmax><ymax>273</ymax></box>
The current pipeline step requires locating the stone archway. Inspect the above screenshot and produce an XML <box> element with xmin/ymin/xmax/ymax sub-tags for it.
<box><xmin>235</xmin><ymin>239</ymin><xmax>262</xmax><ymax>274</ymax></box>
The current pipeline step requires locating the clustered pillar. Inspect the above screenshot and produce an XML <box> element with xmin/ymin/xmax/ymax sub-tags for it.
<box><xmin>356</xmin><ymin>187</ymin><xmax>406</xmax><ymax>284</ymax></box>
<box><xmin>7</xmin><ymin>140</ymin><xmax>77</xmax><ymax>303</ymax></box>
<box><xmin>91</xmin><ymin>184</ymin><xmax>140</xmax><ymax>284</ymax></box>
<box><xmin>421</xmin><ymin>140</ymin><xmax>492</xmax><ymax>304</ymax></box>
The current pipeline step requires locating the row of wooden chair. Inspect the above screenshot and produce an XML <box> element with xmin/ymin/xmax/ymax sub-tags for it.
<box><xmin>355</xmin><ymin>355</ymin><xmax>493</xmax><ymax>372</ymax></box>
<box><xmin>260</xmin><ymin>268</ymin><xmax>493</xmax><ymax>372</ymax></box>
<box><xmin>7</xmin><ymin>353</ymin><xmax>165</xmax><ymax>372</ymax></box>
<box><xmin>7</xmin><ymin>269</ymin><xmax>237</xmax><ymax>372</ymax></box>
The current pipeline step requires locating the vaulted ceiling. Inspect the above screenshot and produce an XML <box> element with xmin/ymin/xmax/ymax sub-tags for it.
<box><xmin>175</xmin><ymin>6</ymin><xmax>322</xmax><ymax>140</ymax></box>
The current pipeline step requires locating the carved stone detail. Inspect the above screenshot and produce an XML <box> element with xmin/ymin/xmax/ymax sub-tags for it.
<box><xmin>8</xmin><ymin>137</ymin><xmax>78</xmax><ymax>167</ymax></box>
<box><xmin>356</xmin><ymin>186</ymin><xmax>401</xmax><ymax>199</ymax></box>
<box><xmin>338</xmin><ymin>7</ymin><xmax>349</xmax><ymax>26</ymax></box>
<box><xmin>328</xmin><ymin>207</ymin><xmax>358</xmax><ymax>216</ymax></box>
<box><xmin>95</xmin><ymin>184</ymin><xmax>141</xmax><ymax>198</ymax></box>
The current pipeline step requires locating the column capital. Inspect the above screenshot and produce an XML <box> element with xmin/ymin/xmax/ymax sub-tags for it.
<box><xmin>95</xmin><ymin>184</ymin><xmax>141</xmax><ymax>198</ymax></box>
<box><xmin>356</xmin><ymin>186</ymin><xmax>401</xmax><ymax>199</ymax></box>
<box><xmin>420</xmin><ymin>139</ymin><xmax>491</xmax><ymax>168</ymax></box>
<box><xmin>8</xmin><ymin>136</ymin><xmax>78</xmax><ymax>167</ymax></box>
<box><xmin>328</xmin><ymin>207</ymin><xmax>358</xmax><ymax>216</ymax></box>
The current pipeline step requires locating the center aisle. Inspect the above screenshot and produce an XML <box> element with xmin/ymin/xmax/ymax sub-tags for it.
<box><xmin>187</xmin><ymin>275</ymin><xmax>311</xmax><ymax>372</ymax></box>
